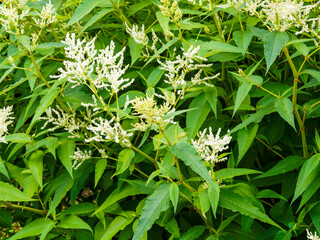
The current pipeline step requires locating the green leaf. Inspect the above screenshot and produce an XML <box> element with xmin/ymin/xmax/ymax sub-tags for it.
<box><xmin>180</xmin><ymin>225</ymin><xmax>206</xmax><ymax>240</ymax></box>
<box><xmin>293</xmin><ymin>154</ymin><xmax>320</xmax><ymax>203</ymax></box>
<box><xmin>304</xmin><ymin>69</ymin><xmax>320</xmax><ymax>81</ymax></box>
<box><xmin>256</xmin><ymin>189</ymin><xmax>287</xmax><ymax>201</ymax></box>
<box><xmin>16</xmin><ymin>35</ymin><xmax>31</xmax><ymax>51</ymax></box>
<box><xmin>58</xmin><ymin>215</ymin><xmax>92</xmax><ymax>233</ymax></box>
<box><xmin>215</xmin><ymin>168</ymin><xmax>261</xmax><ymax>180</ymax></box>
<box><xmin>47</xmin><ymin>173</ymin><xmax>73</xmax><ymax>217</ymax></box>
<box><xmin>237</xmin><ymin>123</ymin><xmax>259</xmax><ymax>163</ymax></box>
<box><xmin>204</xmin><ymin>86</ymin><xmax>218</xmax><ymax>118</ymax></box>
<box><xmin>147</xmin><ymin>66</ymin><xmax>165</xmax><ymax>87</ymax></box>
<box><xmin>274</xmin><ymin>97</ymin><xmax>296</xmax><ymax>130</ymax></box>
<box><xmin>100</xmin><ymin>212</ymin><xmax>135</xmax><ymax>240</ymax></box>
<box><xmin>28</xmin><ymin>150</ymin><xmax>44</xmax><ymax>188</ymax></box>
<box><xmin>113</xmin><ymin>149</ymin><xmax>135</xmax><ymax>177</ymax></box>
<box><xmin>230</xmin><ymin>103</ymin><xmax>274</xmax><ymax>133</ymax></box>
<box><xmin>94</xmin><ymin>183</ymin><xmax>147</xmax><ymax>215</ymax></box>
<box><xmin>217</xmin><ymin>214</ymin><xmax>239</xmax><ymax>233</ymax></box>
<box><xmin>264</xmin><ymin>31</ymin><xmax>289</xmax><ymax>72</ymax></box>
<box><xmin>5</xmin><ymin>133</ymin><xmax>32</xmax><ymax>143</ymax></box>
<box><xmin>0</xmin><ymin>156</ymin><xmax>9</xmax><ymax>179</ymax></box>
<box><xmin>8</xmin><ymin>218</ymin><xmax>54</xmax><ymax>240</ymax></box>
<box><xmin>28</xmin><ymin>87</ymin><xmax>60</xmax><ymax>131</ymax></box>
<box><xmin>79</xmin><ymin>8</ymin><xmax>113</xmax><ymax>34</ymax></box>
<box><xmin>95</xmin><ymin>158</ymin><xmax>107</xmax><ymax>187</ymax></box>
<box><xmin>66</xmin><ymin>0</ymin><xmax>99</xmax><ymax>27</ymax></box>
<box><xmin>156</xmin><ymin>11</ymin><xmax>169</xmax><ymax>33</ymax></box>
<box><xmin>0</xmin><ymin>208</ymin><xmax>12</xmax><ymax>227</ymax></box>
<box><xmin>298</xmin><ymin>177</ymin><xmax>320</xmax><ymax>211</ymax></box>
<box><xmin>233</xmin><ymin>29</ymin><xmax>253</xmax><ymax>54</ymax></box>
<box><xmin>172</xmin><ymin>142</ymin><xmax>213</xmax><ymax>187</ymax></box>
<box><xmin>233</xmin><ymin>82</ymin><xmax>252</xmax><ymax>117</ymax></box>
<box><xmin>170</xmin><ymin>182</ymin><xmax>179</xmax><ymax>214</ymax></box>
<box><xmin>255</xmin><ymin>155</ymin><xmax>304</xmax><ymax>179</ymax></box>
<box><xmin>219</xmin><ymin>189</ymin><xmax>281</xmax><ymax>229</ymax></box>
<box><xmin>59</xmin><ymin>202</ymin><xmax>95</xmax><ymax>216</ymax></box>
<box><xmin>0</xmin><ymin>181</ymin><xmax>34</xmax><ymax>201</ymax></box>
<box><xmin>129</xmin><ymin>37</ymin><xmax>144</xmax><ymax>65</ymax></box>
<box><xmin>186</xmin><ymin>94</ymin><xmax>211</xmax><ymax>139</ymax></box>
<box><xmin>133</xmin><ymin>184</ymin><xmax>171</xmax><ymax>240</ymax></box>
<box><xmin>57</xmin><ymin>140</ymin><xmax>76</xmax><ymax>178</ymax></box>
<box><xmin>34</xmin><ymin>42</ymin><xmax>67</xmax><ymax>54</ymax></box>
<box><xmin>208</xmin><ymin>181</ymin><xmax>220</xmax><ymax>218</ymax></box>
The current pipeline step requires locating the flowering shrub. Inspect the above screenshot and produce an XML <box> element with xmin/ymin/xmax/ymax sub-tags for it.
<box><xmin>1</xmin><ymin>0</ymin><xmax>320</xmax><ymax>239</ymax></box>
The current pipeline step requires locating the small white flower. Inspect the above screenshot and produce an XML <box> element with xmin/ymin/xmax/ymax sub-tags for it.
<box><xmin>0</xmin><ymin>106</ymin><xmax>14</xmax><ymax>144</ymax></box>
<box><xmin>85</xmin><ymin>117</ymin><xmax>132</xmax><ymax>147</ymax></box>
<box><xmin>307</xmin><ymin>229</ymin><xmax>320</xmax><ymax>240</ymax></box>
<box><xmin>33</xmin><ymin>0</ymin><xmax>57</xmax><ymax>28</ymax></box>
<box><xmin>72</xmin><ymin>147</ymin><xmax>91</xmax><ymax>170</ymax></box>
<box><xmin>191</xmin><ymin>128</ymin><xmax>232</xmax><ymax>164</ymax></box>
<box><xmin>126</xmin><ymin>23</ymin><xmax>149</xmax><ymax>45</ymax></box>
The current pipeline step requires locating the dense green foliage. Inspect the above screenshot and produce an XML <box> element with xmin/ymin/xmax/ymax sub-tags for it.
<box><xmin>1</xmin><ymin>0</ymin><xmax>320</xmax><ymax>239</ymax></box>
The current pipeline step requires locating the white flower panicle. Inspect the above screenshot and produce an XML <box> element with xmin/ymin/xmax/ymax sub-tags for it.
<box><xmin>52</xmin><ymin>33</ymin><xmax>133</xmax><ymax>94</ymax></box>
<box><xmin>0</xmin><ymin>0</ymin><xmax>29</xmax><ymax>34</ymax></box>
<box><xmin>128</xmin><ymin>95</ymin><xmax>175</xmax><ymax>132</ymax></box>
<box><xmin>260</xmin><ymin>0</ymin><xmax>316</xmax><ymax>32</ymax></box>
<box><xmin>307</xmin><ymin>229</ymin><xmax>320</xmax><ymax>240</ymax></box>
<box><xmin>39</xmin><ymin>106</ymin><xmax>84</xmax><ymax>138</ymax></box>
<box><xmin>126</xmin><ymin>23</ymin><xmax>149</xmax><ymax>45</ymax></box>
<box><xmin>159</xmin><ymin>0</ymin><xmax>182</xmax><ymax>23</ymax></box>
<box><xmin>158</xmin><ymin>46</ymin><xmax>218</xmax><ymax>96</ymax></box>
<box><xmin>85</xmin><ymin>117</ymin><xmax>132</xmax><ymax>147</ymax></box>
<box><xmin>72</xmin><ymin>148</ymin><xmax>91</xmax><ymax>170</ymax></box>
<box><xmin>0</xmin><ymin>106</ymin><xmax>14</xmax><ymax>144</ymax></box>
<box><xmin>191</xmin><ymin>128</ymin><xmax>232</xmax><ymax>164</ymax></box>
<box><xmin>33</xmin><ymin>0</ymin><xmax>57</xmax><ymax>28</ymax></box>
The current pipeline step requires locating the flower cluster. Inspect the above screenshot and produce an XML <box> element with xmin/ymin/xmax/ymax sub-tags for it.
<box><xmin>85</xmin><ymin>117</ymin><xmax>132</xmax><ymax>147</ymax></box>
<box><xmin>0</xmin><ymin>106</ymin><xmax>14</xmax><ymax>144</ymax></box>
<box><xmin>191</xmin><ymin>128</ymin><xmax>232</xmax><ymax>164</ymax></box>
<box><xmin>159</xmin><ymin>0</ymin><xmax>182</xmax><ymax>23</ymax></box>
<box><xmin>72</xmin><ymin>148</ymin><xmax>91</xmax><ymax>170</ymax></box>
<box><xmin>125</xmin><ymin>24</ymin><xmax>149</xmax><ymax>45</ymax></box>
<box><xmin>40</xmin><ymin>106</ymin><xmax>85</xmax><ymax>138</ymax></box>
<box><xmin>158</xmin><ymin>46</ymin><xmax>218</xmax><ymax>96</ymax></box>
<box><xmin>307</xmin><ymin>229</ymin><xmax>320</xmax><ymax>240</ymax></box>
<box><xmin>52</xmin><ymin>33</ymin><xmax>133</xmax><ymax>94</ymax></box>
<box><xmin>0</xmin><ymin>0</ymin><xmax>29</xmax><ymax>34</ymax></box>
<box><xmin>127</xmin><ymin>95</ymin><xmax>175</xmax><ymax>132</ymax></box>
<box><xmin>33</xmin><ymin>1</ymin><xmax>57</xmax><ymax>28</ymax></box>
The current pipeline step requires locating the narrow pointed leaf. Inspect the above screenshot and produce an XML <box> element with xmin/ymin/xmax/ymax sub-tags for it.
<box><xmin>237</xmin><ymin>123</ymin><xmax>259</xmax><ymax>163</ymax></box>
<box><xmin>132</xmin><ymin>184</ymin><xmax>171</xmax><ymax>240</ymax></box>
<box><xmin>275</xmin><ymin>97</ymin><xmax>296</xmax><ymax>130</ymax></box>
<box><xmin>170</xmin><ymin>182</ymin><xmax>179</xmax><ymax>214</ymax></box>
<box><xmin>172</xmin><ymin>142</ymin><xmax>214</xmax><ymax>188</ymax></box>
<box><xmin>208</xmin><ymin>181</ymin><xmax>220</xmax><ymax>218</ymax></box>
<box><xmin>0</xmin><ymin>181</ymin><xmax>34</xmax><ymax>201</ymax></box>
<box><xmin>113</xmin><ymin>149</ymin><xmax>135</xmax><ymax>177</ymax></box>
<box><xmin>58</xmin><ymin>215</ymin><xmax>92</xmax><ymax>233</ymax></box>
<box><xmin>57</xmin><ymin>140</ymin><xmax>76</xmax><ymax>178</ymax></box>
<box><xmin>95</xmin><ymin>158</ymin><xmax>107</xmax><ymax>187</ymax></box>
<box><xmin>28</xmin><ymin>150</ymin><xmax>44</xmax><ymax>188</ymax></box>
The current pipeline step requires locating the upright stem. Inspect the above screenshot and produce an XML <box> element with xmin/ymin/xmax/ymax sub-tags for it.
<box><xmin>283</xmin><ymin>46</ymin><xmax>308</xmax><ymax>158</ymax></box>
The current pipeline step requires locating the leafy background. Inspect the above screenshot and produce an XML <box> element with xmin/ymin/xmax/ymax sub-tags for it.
<box><xmin>1</xmin><ymin>0</ymin><xmax>320</xmax><ymax>239</ymax></box>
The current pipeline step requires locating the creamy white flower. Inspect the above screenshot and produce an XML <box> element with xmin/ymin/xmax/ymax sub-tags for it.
<box><xmin>128</xmin><ymin>95</ymin><xmax>175</xmax><ymax>132</ymax></box>
<box><xmin>0</xmin><ymin>106</ymin><xmax>14</xmax><ymax>144</ymax></box>
<box><xmin>158</xmin><ymin>45</ymin><xmax>217</xmax><ymax>96</ymax></box>
<box><xmin>85</xmin><ymin>117</ymin><xmax>132</xmax><ymax>147</ymax></box>
<box><xmin>52</xmin><ymin>34</ymin><xmax>133</xmax><ymax>93</ymax></box>
<box><xmin>307</xmin><ymin>229</ymin><xmax>320</xmax><ymax>240</ymax></box>
<box><xmin>33</xmin><ymin>0</ymin><xmax>57</xmax><ymax>28</ymax></box>
<box><xmin>126</xmin><ymin>23</ymin><xmax>149</xmax><ymax>45</ymax></box>
<box><xmin>72</xmin><ymin>147</ymin><xmax>91</xmax><ymax>170</ymax></box>
<box><xmin>191</xmin><ymin>128</ymin><xmax>232</xmax><ymax>163</ymax></box>
<box><xmin>39</xmin><ymin>106</ymin><xmax>84</xmax><ymax>138</ymax></box>
<box><xmin>0</xmin><ymin>0</ymin><xmax>29</xmax><ymax>34</ymax></box>
<box><xmin>159</xmin><ymin>0</ymin><xmax>182</xmax><ymax>22</ymax></box>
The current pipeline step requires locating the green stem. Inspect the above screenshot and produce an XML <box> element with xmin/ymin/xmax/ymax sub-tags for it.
<box><xmin>1</xmin><ymin>202</ymin><xmax>45</xmax><ymax>215</ymax></box>
<box><xmin>30</xmin><ymin>53</ymin><xmax>51</xmax><ymax>89</ymax></box>
<box><xmin>131</xmin><ymin>145</ymin><xmax>156</xmax><ymax>165</ymax></box>
<box><xmin>109</xmin><ymin>0</ymin><xmax>132</xmax><ymax>28</ymax></box>
<box><xmin>283</xmin><ymin>46</ymin><xmax>308</xmax><ymax>158</ymax></box>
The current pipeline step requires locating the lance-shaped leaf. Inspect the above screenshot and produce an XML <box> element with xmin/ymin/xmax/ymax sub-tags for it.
<box><xmin>28</xmin><ymin>150</ymin><xmax>44</xmax><ymax>188</ymax></box>
<box><xmin>172</xmin><ymin>142</ymin><xmax>214</xmax><ymax>188</ymax></box>
<box><xmin>0</xmin><ymin>181</ymin><xmax>34</xmax><ymax>202</ymax></box>
<box><xmin>132</xmin><ymin>184</ymin><xmax>171</xmax><ymax>240</ymax></box>
<box><xmin>274</xmin><ymin>97</ymin><xmax>296</xmax><ymax>131</ymax></box>
<box><xmin>58</xmin><ymin>215</ymin><xmax>92</xmax><ymax>233</ymax></box>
